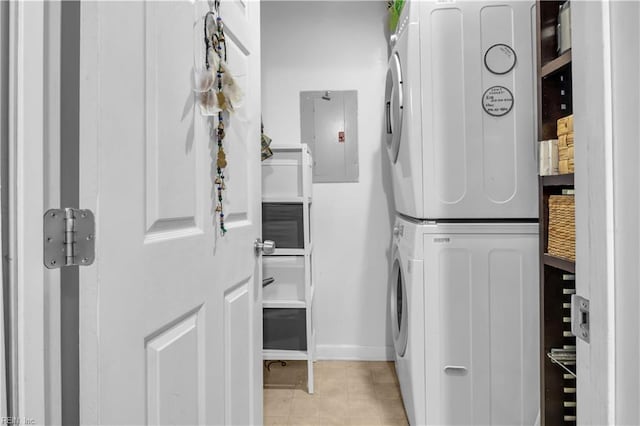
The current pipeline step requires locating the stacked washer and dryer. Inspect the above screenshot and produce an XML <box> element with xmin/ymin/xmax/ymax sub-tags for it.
<box><xmin>385</xmin><ymin>2</ymin><xmax>540</xmax><ymax>425</ymax></box>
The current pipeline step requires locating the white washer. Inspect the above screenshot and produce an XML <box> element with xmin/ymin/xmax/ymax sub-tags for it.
<box><xmin>390</xmin><ymin>216</ymin><xmax>425</xmax><ymax>426</ymax></box>
<box><xmin>385</xmin><ymin>1</ymin><xmax>538</xmax><ymax>220</ymax></box>
<box><xmin>390</xmin><ymin>215</ymin><xmax>540</xmax><ymax>425</ymax></box>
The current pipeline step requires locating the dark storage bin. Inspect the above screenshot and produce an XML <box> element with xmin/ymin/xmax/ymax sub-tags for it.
<box><xmin>263</xmin><ymin>308</ymin><xmax>307</xmax><ymax>351</ymax></box>
<box><xmin>262</xmin><ymin>203</ymin><xmax>304</xmax><ymax>249</ymax></box>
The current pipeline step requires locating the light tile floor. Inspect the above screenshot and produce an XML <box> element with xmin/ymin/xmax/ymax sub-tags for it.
<box><xmin>264</xmin><ymin>361</ymin><xmax>408</xmax><ymax>426</ymax></box>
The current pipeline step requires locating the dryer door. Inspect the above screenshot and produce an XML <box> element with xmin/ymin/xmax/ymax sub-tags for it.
<box><xmin>385</xmin><ymin>52</ymin><xmax>403</xmax><ymax>164</ymax></box>
<box><xmin>390</xmin><ymin>252</ymin><xmax>408</xmax><ymax>357</ymax></box>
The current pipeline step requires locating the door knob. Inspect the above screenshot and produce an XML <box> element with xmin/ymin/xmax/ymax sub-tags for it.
<box><xmin>254</xmin><ymin>238</ymin><xmax>275</xmax><ymax>255</ymax></box>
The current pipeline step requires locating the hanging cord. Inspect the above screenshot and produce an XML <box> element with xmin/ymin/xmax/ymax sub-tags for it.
<box><xmin>204</xmin><ymin>4</ymin><xmax>228</xmax><ymax>235</ymax></box>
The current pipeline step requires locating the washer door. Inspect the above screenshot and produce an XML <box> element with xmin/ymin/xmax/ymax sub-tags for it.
<box><xmin>390</xmin><ymin>254</ymin><xmax>408</xmax><ymax>357</ymax></box>
<box><xmin>385</xmin><ymin>52</ymin><xmax>403</xmax><ymax>164</ymax></box>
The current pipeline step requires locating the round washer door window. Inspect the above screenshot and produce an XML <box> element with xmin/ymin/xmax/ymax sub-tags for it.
<box><xmin>385</xmin><ymin>53</ymin><xmax>403</xmax><ymax>164</ymax></box>
<box><xmin>390</xmin><ymin>257</ymin><xmax>408</xmax><ymax>357</ymax></box>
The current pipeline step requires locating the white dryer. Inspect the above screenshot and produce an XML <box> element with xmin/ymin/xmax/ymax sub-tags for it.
<box><xmin>385</xmin><ymin>1</ymin><xmax>538</xmax><ymax>220</ymax></box>
<box><xmin>390</xmin><ymin>215</ymin><xmax>540</xmax><ymax>425</ymax></box>
<box><xmin>385</xmin><ymin>11</ymin><xmax>421</xmax><ymax>218</ymax></box>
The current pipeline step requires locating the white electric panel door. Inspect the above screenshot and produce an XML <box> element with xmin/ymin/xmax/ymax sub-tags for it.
<box><xmin>416</xmin><ymin>1</ymin><xmax>538</xmax><ymax>219</ymax></box>
<box><xmin>422</xmin><ymin>223</ymin><xmax>539</xmax><ymax>425</ymax></box>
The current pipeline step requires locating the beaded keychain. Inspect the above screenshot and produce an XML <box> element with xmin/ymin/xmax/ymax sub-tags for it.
<box><xmin>204</xmin><ymin>1</ymin><xmax>228</xmax><ymax>235</ymax></box>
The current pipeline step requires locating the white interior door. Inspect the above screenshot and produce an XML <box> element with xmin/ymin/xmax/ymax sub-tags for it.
<box><xmin>77</xmin><ymin>1</ymin><xmax>262</xmax><ymax>424</ymax></box>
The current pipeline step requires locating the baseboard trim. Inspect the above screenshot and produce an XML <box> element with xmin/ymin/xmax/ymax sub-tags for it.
<box><xmin>315</xmin><ymin>344</ymin><xmax>394</xmax><ymax>361</ymax></box>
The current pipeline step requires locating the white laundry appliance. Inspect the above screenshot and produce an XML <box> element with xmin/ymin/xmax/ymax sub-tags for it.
<box><xmin>391</xmin><ymin>216</ymin><xmax>540</xmax><ymax>426</ymax></box>
<box><xmin>385</xmin><ymin>1</ymin><xmax>540</xmax><ymax>425</ymax></box>
<box><xmin>385</xmin><ymin>0</ymin><xmax>538</xmax><ymax>220</ymax></box>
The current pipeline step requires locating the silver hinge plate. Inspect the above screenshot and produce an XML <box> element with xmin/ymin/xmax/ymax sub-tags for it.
<box><xmin>571</xmin><ymin>295</ymin><xmax>590</xmax><ymax>343</ymax></box>
<box><xmin>44</xmin><ymin>208</ymin><xmax>95</xmax><ymax>269</ymax></box>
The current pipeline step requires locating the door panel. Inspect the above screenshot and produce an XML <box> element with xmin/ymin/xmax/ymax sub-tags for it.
<box><xmin>146</xmin><ymin>309</ymin><xmax>205</xmax><ymax>425</ymax></box>
<box><xmin>144</xmin><ymin>2</ymin><xmax>201</xmax><ymax>237</ymax></box>
<box><xmin>144</xmin><ymin>3</ymin><xmax>200</xmax><ymax>233</ymax></box>
<box><xmin>78</xmin><ymin>1</ymin><xmax>262</xmax><ymax>424</ymax></box>
<box><xmin>225</xmin><ymin>282</ymin><xmax>251</xmax><ymax>425</ymax></box>
<box><xmin>223</xmin><ymin>35</ymin><xmax>251</xmax><ymax>224</ymax></box>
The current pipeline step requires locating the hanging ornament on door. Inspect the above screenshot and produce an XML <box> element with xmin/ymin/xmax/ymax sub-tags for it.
<box><xmin>198</xmin><ymin>1</ymin><xmax>245</xmax><ymax>235</ymax></box>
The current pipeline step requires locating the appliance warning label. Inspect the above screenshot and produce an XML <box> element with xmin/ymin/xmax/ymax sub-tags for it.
<box><xmin>482</xmin><ymin>86</ymin><xmax>514</xmax><ymax>117</ymax></box>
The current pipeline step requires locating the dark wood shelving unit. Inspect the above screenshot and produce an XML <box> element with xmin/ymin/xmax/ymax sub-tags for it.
<box><xmin>542</xmin><ymin>173</ymin><xmax>574</xmax><ymax>187</ymax></box>
<box><xmin>543</xmin><ymin>254</ymin><xmax>575</xmax><ymax>274</ymax></box>
<box><xmin>536</xmin><ymin>1</ymin><xmax>577</xmax><ymax>425</ymax></box>
<box><xmin>541</xmin><ymin>50</ymin><xmax>572</xmax><ymax>78</ymax></box>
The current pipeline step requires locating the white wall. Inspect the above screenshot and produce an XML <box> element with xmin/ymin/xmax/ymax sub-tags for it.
<box><xmin>261</xmin><ymin>1</ymin><xmax>394</xmax><ymax>360</ymax></box>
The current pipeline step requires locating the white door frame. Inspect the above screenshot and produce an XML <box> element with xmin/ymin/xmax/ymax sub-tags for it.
<box><xmin>42</xmin><ymin>0</ymin><xmax>64</xmax><ymax>424</ymax></box>
<box><xmin>604</xmin><ymin>1</ymin><xmax>640</xmax><ymax>424</ymax></box>
<box><xmin>0</xmin><ymin>0</ymin><xmax>9</xmax><ymax>419</ymax></box>
<box><xmin>7</xmin><ymin>2</ymin><xmax>72</xmax><ymax>423</ymax></box>
<box><xmin>6</xmin><ymin>0</ymin><xmax>48</xmax><ymax>422</ymax></box>
<box><xmin>572</xmin><ymin>1</ymin><xmax>620</xmax><ymax>424</ymax></box>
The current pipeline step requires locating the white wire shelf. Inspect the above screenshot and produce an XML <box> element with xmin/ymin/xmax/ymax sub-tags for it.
<box><xmin>547</xmin><ymin>348</ymin><xmax>577</xmax><ymax>378</ymax></box>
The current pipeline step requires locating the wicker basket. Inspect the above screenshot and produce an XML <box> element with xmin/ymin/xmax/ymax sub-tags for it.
<box><xmin>547</xmin><ymin>195</ymin><xmax>575</xmax><ymax>261</ymax></box>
